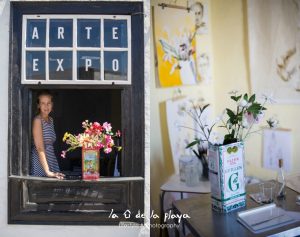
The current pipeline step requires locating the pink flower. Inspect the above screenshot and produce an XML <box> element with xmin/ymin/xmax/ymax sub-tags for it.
<box><xmin>244</xmin><ymin>111</ymin><xmax>264</xmax><ymax>125</ymax></box>
<box><xmin>103</xmin><ymin>122</ymin><xmax>112</xmax><ymax>132</ymax></box>
<box><xmin>61</xmin><ymin>150</ymin><xmax>66</xmax><ymax>158</ymax></box>
<box><xmin>116</xmin><ymin>130</ymin><xmax>121</xmax><ymax>137</ymax></box>
<box><xmin>96</xmin><ymin>142</ymin><xmax>104</xmax><ymax>149</ymax></box>
<box><xmin>104</xmin><ymin>147</ymin><xmax>112</xmax><ymax>154</ymax></box>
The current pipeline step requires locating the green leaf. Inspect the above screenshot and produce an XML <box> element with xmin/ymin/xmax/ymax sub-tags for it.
<box><xmin>247</xmin><ymin>102</ymin><xmax>263</xmax><ymax>115</ymax></box>
<box><xmin>186</xmin><ymin>140</ymin><xmax>200</xmax><ymax>149</ymax></box>
<box><xmin>249</xmin><ymin>94</ymin><xmax>256</xmax><ymax>103</ymax></box>
<box><xmin>230</xmin><ymin>95</ymin><xmax>242</xmax><ymax>102</ymax></box>
<box><xmin>243</xmin><ymin>93</ymin><xmax>248</xmax><ymax>101</ymax></box>
<box><xmin>226</xmin><ymin>108</ymin><xmax>235</xmax><ymax>119</ymax></box>
<box><xmin>201</xmin><ymin>104</ymin><xmax>210</xmax><ymax>112</ymax></box>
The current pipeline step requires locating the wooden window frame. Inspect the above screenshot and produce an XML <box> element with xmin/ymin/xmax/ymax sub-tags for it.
<box><xmin>8</xmin><ymin>1</ymin><xmax>144</xmax><ymax>225</ymax></box>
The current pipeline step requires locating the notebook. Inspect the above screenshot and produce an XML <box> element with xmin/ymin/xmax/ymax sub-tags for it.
<box><xmin>237</xmin><ymin>204</ymin><xmax>296</xmax><ymax>234</ymax></box>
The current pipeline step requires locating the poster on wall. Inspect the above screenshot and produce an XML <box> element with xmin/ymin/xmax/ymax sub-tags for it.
<box><xmin>165</xmin><ymin>96</ymin><xmax>211</xmax><ymax>173</ymax></box>
<box><xmin>153</xmin><ymin>2</ymin><xmax>210</xmax><ymax>87</ymax></box>
<box><xmin>247</xmin><ymin>0</ymin><xmax>300</xmax><ymax>103</ymax></box>
<box><xmin>263</xmin><ymin>128</ymin><xmax>292</xmax><ymax>172</ymax></box>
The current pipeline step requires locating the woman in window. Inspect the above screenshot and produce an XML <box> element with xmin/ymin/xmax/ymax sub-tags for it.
<box><xmin>31</xmin><ymin>90</ymin><xmax>64</xmax><ymax>179</ymax></box>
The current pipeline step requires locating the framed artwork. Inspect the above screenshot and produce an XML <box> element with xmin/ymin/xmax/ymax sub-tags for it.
<box><xmin>247</xmin><ymin>0</ymin><xmax>300</xmax><ymax>103</ymax></box>
<box><xmin>153</xmin><ymin>2</ymin><xmax>210</xmax><ymax>87</ymax></box>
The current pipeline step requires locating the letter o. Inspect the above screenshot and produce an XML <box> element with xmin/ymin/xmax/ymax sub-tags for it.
<box><xmin>112</xmin><ymin>59</ymin><xmax>119</xmax><ymax>72</ymax></box>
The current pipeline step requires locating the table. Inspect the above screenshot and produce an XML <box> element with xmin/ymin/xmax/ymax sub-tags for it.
<box><xmin>160</xmin><ymin>174</ymin><xmax>210</xmax><ymax>237</ymax></box>
<box><xmin>172</xmin><ymin>182</ymin><xmax>300</xmax><ymax>237</ymax></box>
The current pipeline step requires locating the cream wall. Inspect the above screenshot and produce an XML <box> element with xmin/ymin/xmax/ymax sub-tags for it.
<box><xmin>151</xmin><ymin>0</ymin><xmax>300</xmax><ymax>231</ymax></box>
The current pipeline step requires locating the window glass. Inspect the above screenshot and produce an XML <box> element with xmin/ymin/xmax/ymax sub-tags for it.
<box><xmin>49</xmin><ymin>19</ymin><xmax>73</xmax><ymax>47</ymax></box>
<box><xmin>104</xmin><ymin>51</ymin><xmax>127</xmax><ymax>81</ymax></box>
<box><xmin>26</xmin><ymin>51</ymin><xmax>46</xmax><ymax>80</ymax></box>
<box><xmin>49</xmin><ymin>51</ymin><xmax>73</xmax><ymax>80</ymax></box>
<box><xmin>77</xmin><ymin>51</ymin><xmax>101</xmax><ymax>80</ymax></box>
<box><xmin>104</xmin><ymin>19</ymin><xmax>127</xmax><ymax>48</ymax></box>
<box><xmin>77</xmin><ymin>19</ymin><xmax>100</xmax><ymax>47</ymax></box>
<box><xmin>26</xmin><ymin>19</ymin><xmax>46</xmax><ymax>47</ymax></box>
<box><xmin>23</xmin><ymin>16</ymin><xmax>130</xmax><ymax>84</ymax></box>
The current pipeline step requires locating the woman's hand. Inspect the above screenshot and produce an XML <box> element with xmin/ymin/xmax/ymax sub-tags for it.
<box><xmin>46</xmin><ymin>171</ymin><xmax>65</xmax><ymax>179</ymax></box>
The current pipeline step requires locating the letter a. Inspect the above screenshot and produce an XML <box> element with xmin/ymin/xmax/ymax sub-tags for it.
<box><xmin>32</xmin><ymin>27</ymin><xmax>39</xmax><ymax>39</ymax></box>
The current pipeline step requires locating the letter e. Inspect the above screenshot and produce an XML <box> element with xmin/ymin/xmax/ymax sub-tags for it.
<box><xmin>112</xmin><ymin>27</ymin><xmax>118</xmax><ymax>39</ymax></box>
<box><xmin>33</xmin><ymin>59</ymin><xmax>39</xmax><ymax>71</ymax></box>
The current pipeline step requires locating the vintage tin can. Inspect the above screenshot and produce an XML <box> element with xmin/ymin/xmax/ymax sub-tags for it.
<box><xmin>208</xmin><ymin>142</ymin><xmax>246</xmax><ymax>212</ymax></box>
<box><xmin>82</xmin><ymin>148</ymin><xmax>100</xmax><ymax>180</ymax></box>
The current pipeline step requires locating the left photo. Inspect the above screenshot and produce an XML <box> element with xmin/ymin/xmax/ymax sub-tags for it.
<box><xmin>0</xmin><ymin>0</ymin><xmax>150</xmax><ymax>236</ymax></box>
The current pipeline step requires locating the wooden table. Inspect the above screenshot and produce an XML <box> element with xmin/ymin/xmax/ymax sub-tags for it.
<box><xmin>172</xmin><ymin>182</ymin><xmax>300</xmax><ymax>237</ymax></box>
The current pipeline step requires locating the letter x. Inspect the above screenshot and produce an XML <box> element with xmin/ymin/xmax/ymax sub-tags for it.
<box><xmin>56</xmin><ymin>59</ymin><xmax>64</xmax><ymax>71</ymax></box>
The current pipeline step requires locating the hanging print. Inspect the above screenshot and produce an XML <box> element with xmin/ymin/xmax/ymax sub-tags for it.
<box><xmin>153</xmin><ymin>3</ymin><xmax>209</xmax><ymax>87</ymax></box>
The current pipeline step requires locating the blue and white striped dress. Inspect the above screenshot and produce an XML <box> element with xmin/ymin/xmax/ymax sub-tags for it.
<box><xmin>31</xmin><ymin>116</ymin><xmax>60</xmax><ymax>176</ymax></box>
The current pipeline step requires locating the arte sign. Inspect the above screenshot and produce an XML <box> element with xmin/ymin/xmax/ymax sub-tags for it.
<box><xmin>22</xmin><ymin>15</ymin><xmax>131</xmax><ymax>84</ymax></box>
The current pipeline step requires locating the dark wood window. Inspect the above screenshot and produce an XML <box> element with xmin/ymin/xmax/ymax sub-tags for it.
<box><xmin>8</xmin><ymin>1</ymin><xmax>144</xmax><ymax>225</ymax></box>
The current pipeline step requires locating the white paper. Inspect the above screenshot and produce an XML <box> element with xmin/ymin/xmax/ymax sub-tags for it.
<box><xmin>247</xmin><ymin>0</ymin><xmax>300</xmax><ymax>104</ymax></box>
<box><xmin>165</xmin><ymin>97</ymin><xmax>211</xmax><ymax>174</ymax></box>
<box><xmin>263</xmin><ymin>129</ymin><xmax>292</xmax><ymax>172</ymax></box>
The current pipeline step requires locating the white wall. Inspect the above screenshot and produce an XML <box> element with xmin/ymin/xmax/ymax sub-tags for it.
<box><xmin>0</xmin><ymin>1</ymin><xmax>150</xmax><ymax>236</ymax></box>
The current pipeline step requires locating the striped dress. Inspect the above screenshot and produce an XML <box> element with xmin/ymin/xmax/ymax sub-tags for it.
<box><xmin>31</xmin><ymin>116</ymin><xmax>60</xmax><ymax>176</ymax></box>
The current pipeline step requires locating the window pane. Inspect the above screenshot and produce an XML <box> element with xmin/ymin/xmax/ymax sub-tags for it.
<box><xmin>104</xmin><ymin>19</ymin><xmax>127</xmax><ymax>48</ymax></box>
<box><xmin>77</xmin><ymin>51</ymin><xmax>101</xmax><ymax>80</ymax></box>
<box><xmin>49</xmin><ymin>19</ymin><xmax>73</xmax><ymax>47</ymax></box>
<box><xmin>26</xmin><ymin>19</ymin><xmax>46</xmax><ymax>47</ymax></box>
<box><xmin>49</xmin><ymin>51</ymin><xmax>72</xmax><ymax>80</ymax></box>
<box><xmin>104</xmin><ymin>51</ymin><xmax>127</xmax><ymax>81</ymax></box>
<box><xmin>26</xmin><ymin>51</ymin><xmax>45</xmax><ymax>80</ymax></box>
<box><xmin>77</xmin><ymin>19</ymin><xmax>100</xmax><ymax>47</ymax></box>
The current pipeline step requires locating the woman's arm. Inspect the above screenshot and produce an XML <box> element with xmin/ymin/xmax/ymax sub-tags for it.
<box><xmin>32</xmin><ymin>118</ymin><xmax>63</xmax><ymax>179</ymax></box>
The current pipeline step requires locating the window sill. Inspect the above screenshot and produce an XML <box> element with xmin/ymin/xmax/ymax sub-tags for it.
<box><xmin>8</xmin><ymin>175</ymin><xmax>144</xmax><ymax>225</ymax></box>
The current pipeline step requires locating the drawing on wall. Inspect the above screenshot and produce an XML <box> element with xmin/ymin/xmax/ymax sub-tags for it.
<box><xmin>247</xmin><ymin>0</ymin><xmax>300</xmax><ymax>103</ymax></box>
<box><xmin>153</xmin><ymin>2</ymin><xmax>210</xmax><ymax>87</ymax></box>
<box><xmin>165</xmin><ymin>96</ymin><xmax>210</xmax><ymax>173</ymax></box>
<box><xmin>263</xmin><ymin>128</ymin><xmax>292</xmax><ymax>172</ymax></box>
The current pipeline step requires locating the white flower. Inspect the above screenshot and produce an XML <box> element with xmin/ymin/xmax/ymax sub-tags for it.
<box><xmin>261</xmin><ymin>93</ymin><xmax>276</xmax><ymax>104</ymax></box>
<box><xmin>242</xmin><ymin>117</ymin><xmax>249</xmax><ymax>128</ymax></box>
<box><xmin>267</xmin><ymin>116</ymin><xmax>279</xmax><ymax>128</ymax></box>
<box><xmin>238</xmin><ymin>99</ymin><xmax>248</xmax><ymax>108</ymax></box>
<box><xmin>209</xmin><ymin>132</ymin><xmax>223</xmax><ymax>145</ymax></box>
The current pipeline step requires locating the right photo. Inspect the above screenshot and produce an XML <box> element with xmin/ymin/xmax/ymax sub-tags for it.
<box><xmin>150</xmin><ymin>0</ymin><xmax>300</xmax><ymax>236</ymax></box>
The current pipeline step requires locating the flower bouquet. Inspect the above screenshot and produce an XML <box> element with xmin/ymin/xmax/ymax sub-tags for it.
<box><xmin>185</xmin><ymin>92</ymin><xmax>278</xmax><ymax>212</ymax></box>
<box><xmin>61</xmin><ymin>120</ymin><xmax>121</xmax><ymax>180</ymax></box>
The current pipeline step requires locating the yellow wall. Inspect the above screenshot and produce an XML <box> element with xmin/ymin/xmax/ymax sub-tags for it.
<box><xmin>150</xmin><ymin>0</ymin><xmax>215</xmax><ymax>225</ymax></box>
<box><xmin>151</xmin><ymin>0</ymin><xmax>300</xmax><ymax>234</ymax></box>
